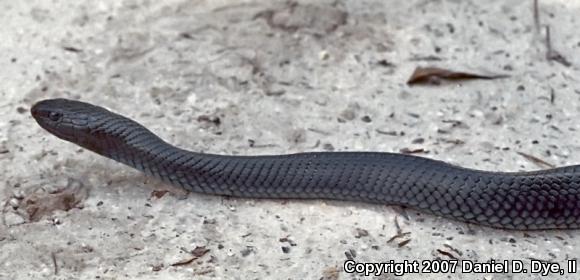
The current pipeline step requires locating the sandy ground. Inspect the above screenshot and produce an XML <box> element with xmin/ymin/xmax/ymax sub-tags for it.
<box><xmin>1</xmin><ymin>0</ymin><xmax>580</xmax><ymax>279</ymax></box>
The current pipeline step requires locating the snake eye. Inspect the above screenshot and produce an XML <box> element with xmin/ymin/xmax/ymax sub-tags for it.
<box><xmin>48</xmin><ymin>111</ymin><xmax>62</xmax><ymax>121</ymax></box>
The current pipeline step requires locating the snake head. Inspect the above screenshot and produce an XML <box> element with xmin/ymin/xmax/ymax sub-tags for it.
<box><xmin>31</xmin><ymin>98</ymin><xmax>99</xmax><ymax>149</ymax></box>
<box><xmin>32</xmin><ymin>98</ymin><xmax>164</xmax><ymax>159</ymax></box>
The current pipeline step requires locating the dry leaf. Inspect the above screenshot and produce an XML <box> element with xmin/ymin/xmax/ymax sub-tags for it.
<box><xmin>150</xmin><ymin>190</ymin><xmax>169</xmax><ymax>199</ymax></box>
<box><xmin>191</xmin><ymin>246</ymin><xmax>210</xmax><ymax>258</ymax></box>
<box><xmin>407</xmin><ymin>67</ymin><xmax>508</xmax><ymax>85</ymax></box>
<box><xmin>171</xmin><ymin>246</ymin><xmax>210</xmax><ymax>267</ymax></box>
<box><xmin>21</xmin><ymin>178</ymin><xmax>88</xmax><ymax>222</ymax></box>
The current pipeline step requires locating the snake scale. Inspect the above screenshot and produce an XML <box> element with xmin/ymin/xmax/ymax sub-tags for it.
<box><xmin>31</xmin><ymin>98</ymin><xmax>580</xmax><ymax>230</ymax></box>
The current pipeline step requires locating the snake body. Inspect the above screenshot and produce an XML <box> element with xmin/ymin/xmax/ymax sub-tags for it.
<box><xmin>31</xmin><ymin>98</ymin><xmax>580</xmax><ymax>230</ymax></box>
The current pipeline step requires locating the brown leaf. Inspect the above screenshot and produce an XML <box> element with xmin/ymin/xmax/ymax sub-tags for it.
<box><xmin>191</xmin><ymin>246</ymin><xmax>210</xmax><ymax>258</ymax></box>
<box><xmin>150</xmin><ymin>190</ymin><xmax>169</xmax><ymax>199</ymax></box>
<box><xmin>171</xmin><ymin>246</ymin><xmax>210</xmax><ymax>267</ymax></box>
<box><xmin>406</xmin><ymin>67</ymin><xmax>508</xmax><ymax>85</ymax></box>
<box><xmin>22</xmin><ymin>179</ymin><xmax>88</xmax><ymax>222</ymax></box>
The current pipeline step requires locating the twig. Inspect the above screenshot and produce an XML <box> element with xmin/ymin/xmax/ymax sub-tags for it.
<box><xmin>545</xmin><ymin>26</ymin><xmax>572</xmax><ymax>67</ymax></box>
<box><xmin>545</xmin><ymin>25</ymin><xmax>552</xmax><ymax>59</ymax></box>
<box><xmin>397</xmin><ymin>239</ymin><xmax>411</xmax><ymax>247</ymax></box>
<box><xmin>51</xmin><ymin>252</ymin><xmax>58</xmax><ymax>275</ymax></box>
<box><xmin>437</xmin><ymin>249</ymin><xmax>458</xmax><ymax>260</ymax></box>
<box><xmin>517</xmin><ymin>151</ymin><xmax>555</xmax><ymax>169</ymax></box>
<box><xmin>387</xmin><ymin>231</ymin><xmax>410</xmax><ymax>243</ymax></box>
<box><xmin>533</xmin><ymin>0</ymin><xmax>540</xmax><ymax>31</ymax></box>
<box><xmin>400</xmin><ymin>148</ymin><xmax>427</xmax><ymax>154</ymax></box>
<box><xmin>443</xmin><ymin>244</ymin><xmax>463</xmax><ymax>256</ymax></box>
<box><xmin>171</xmin><ymin>256</ymin><xmax>199</xmax><ymax>267</ymax></box>
<box><xmin>394</xmin><ymin>216</ymin><xmax>402</xmax><ymax>234</ymax></box>
<box><xmin>307</xmin><ymin>128</ymin><xmax>331</xmax><ymax>136</ymax></box>
<box><xmin>376</xmin><ymin>129</ymin><xmax>398</xmax><ymax>136</ymax></box>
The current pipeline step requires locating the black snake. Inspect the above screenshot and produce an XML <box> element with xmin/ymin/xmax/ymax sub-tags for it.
<box><xmin>31</xmin><ymin>98</ymin><xmax>580</xmax><ymax>230</ymax></box>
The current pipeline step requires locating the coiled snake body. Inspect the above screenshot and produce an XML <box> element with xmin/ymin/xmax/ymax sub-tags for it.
<box><xmin>31</xmin><ymin>98</ymin><xmax>580</xmax><ymax>230</ymax></box>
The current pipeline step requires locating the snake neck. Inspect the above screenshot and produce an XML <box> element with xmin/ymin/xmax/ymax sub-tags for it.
<box><xmin>83</xmin><ymin>115</ymin><xmax>183</xmax><ymax>167</ymax></box>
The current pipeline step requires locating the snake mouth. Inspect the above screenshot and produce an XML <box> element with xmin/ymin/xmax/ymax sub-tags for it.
<box><xmin>31</xmin><ymin>101</ymin><xmax>53</xmax><ymax>129</ymax></box>
<box><xmin>30</xmin><ymin>101</ymin><xmax>44</xmax><ymax>119</ymax></box>
<box><xmin>31</xmin><ymin>99</ymin><xmax>61</xmax><ymax>121</ymax></box>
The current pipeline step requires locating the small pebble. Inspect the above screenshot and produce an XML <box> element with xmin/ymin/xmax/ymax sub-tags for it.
<box><xmin>323</xmin><ymin>143</ymin><xmax>335</xmax><ymax>151</ymax></box>
<box><xmin>8</xmin><ymin>198</ymin><xmax>20</xmax><ymax>208</ymax></box>
<box><xmin>412</xmin><ymin>138</ymin><xmax>425</xmax><ymax>144</ymax></box>
<box><xmin>354</xmin><ymin>228</ymin><xmax>369</xmax><ymax>238</ymax></box>
<box><xmin>12</xmin><ymin>190</ymin><xmax>24</xmax><ymax>199</ymax></box>
<box><xmin>240</xmin><ymin>247</ymin><xmax>253</xmax><ymax>257</ymax></box>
